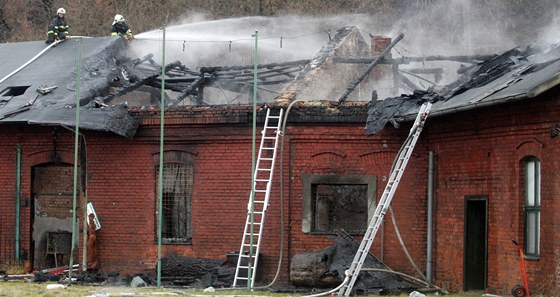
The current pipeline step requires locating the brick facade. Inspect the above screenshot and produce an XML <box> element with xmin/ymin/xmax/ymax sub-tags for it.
<box><xmin>0</xmin><ymin>90</ymin><xmax>559</xmax><ymax>294</ymax></box>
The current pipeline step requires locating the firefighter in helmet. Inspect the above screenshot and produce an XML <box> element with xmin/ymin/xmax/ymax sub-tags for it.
<box><xmin>46</xmin><ymin>7</ymin><xmax>69</xmax><ymax>44</ymax></box>
<box><xmin>111</xmin><ymin>14</ymin><xmax>134</xmax><ymax>41</ymax></box>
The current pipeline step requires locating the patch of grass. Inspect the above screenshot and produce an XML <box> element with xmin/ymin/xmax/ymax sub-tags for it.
<box><xmin>0</xmin><ymin>282</ymin><xmax>187</xmax><ymax>297</ymax></box>
<box><xmin>0</xmin><ymin>263</ymin><xmax>25</xmax><ymax>275</ymax></box>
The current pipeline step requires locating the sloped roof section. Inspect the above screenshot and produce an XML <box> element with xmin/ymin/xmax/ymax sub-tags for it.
<box><xmin>366</xmin><ymin>44</ymin><xmax>560</xmax><ymax>135</ymax></box>
<box><xmin>0</xmin><ymin>37</ymin><xmax>142</xmax><ymax>138</ymax></box>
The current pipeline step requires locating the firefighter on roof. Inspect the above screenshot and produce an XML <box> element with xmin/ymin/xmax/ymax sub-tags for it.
<box><xmin>111</xmin><ymin>14</ymin><xmax>134</xmax><ymax>41</ymax></box>
<box><xmin>46</xmin><ymin>7</ymin><xmax>68</xmax><ymax>44</ymax></box>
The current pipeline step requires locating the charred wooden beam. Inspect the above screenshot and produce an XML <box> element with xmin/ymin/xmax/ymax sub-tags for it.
<box><xmin>211</xmin><ymin>64</ymin><xmax>302</xmax><ymax>79</ymax></box>
<box><xmin>169</xmin><ymin>75</ymin><xmax>208</xmax><ymax>105</ymax></box>
<box><xmin>406</xmin><ymin>68</ymin><xmax>443</xmax><ymax>82</ymax></box>
<box><xmin>198</xmin><ymin>59</ymin><xmax>310</xmax><ymax>73</ymax></box>
<box><xmin>400</xmin><ymin>69</ymin><xmax>436</xmax><ymax>85</ymax></box>
<box><xmin>397</xmin><ymin>73</ymin><xmax>421</xmax><ymax>91</ymax></box>
<box><xmin>333</xmin><ymin>54</ymin><xmax>495</xmax><ymax>65</ymax></box>
<box><xmin>133</xmin><ymin>53</ymin><xmax>155</xmax><ymax>66</ymax></box>
<box><xmin>102</xmin><ymin>75</ymin><xmax>159</xmax><ymax>103</ymax></box>
<box><xmin>338</xmin><ymin>33</ymin><xmax>404</xmax><ymax>102</ymax></box>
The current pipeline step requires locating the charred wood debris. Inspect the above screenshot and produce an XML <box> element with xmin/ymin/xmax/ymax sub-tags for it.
<box><xmin>104</xmin><ymin>54</ymin><xmax>310</xmax><ymax>107</ymax></box>
<box><xmin>2</xmin><ymin>231</ymin><xmax>440</xmax><ymax>294</ymax></box>
<box><xmin>104</xmin><ymin>44</ymin><xmax>496</xmax><ymax>109</ymax></box>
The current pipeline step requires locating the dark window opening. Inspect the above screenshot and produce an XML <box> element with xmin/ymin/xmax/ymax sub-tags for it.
<box><xmin>1</xmin><ymin>86</ymin><xmax>30</xmax><ymax>97</ymax></box>
<box><xmin>311</xmin><ymin>183</ymin><xmax>368</xmax><ymax>233</ymax></box>
<box><xmin>157</xmin><ymin>162</ymin><xmax>192</xmax><ymax>244</ymax></box>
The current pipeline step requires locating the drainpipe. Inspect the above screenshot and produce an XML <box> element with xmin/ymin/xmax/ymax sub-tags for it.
<box><xmin>427</xmin><ymin>151</ymin><xmax>434</xmax><ymax>281</ymax></box>
<box><xmin>15</xmin><ymin>144</ymin><xmax>22</xmax><ymax>261</ymax></box>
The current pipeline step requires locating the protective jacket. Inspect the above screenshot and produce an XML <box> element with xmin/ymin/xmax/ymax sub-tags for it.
<box><xmin>46</xmin><ymin>15</ymin><xmax>68</xmax><ymax>44</ymax></box>
<box><xmin>111</xmin><ymin>22</ymin><xmax>132</xmax><ymax>37</ymax></box>
<box><xmin>51</xmin><ymin>16</ymin><xmax>68</xmax><ymax>39</ymax></box>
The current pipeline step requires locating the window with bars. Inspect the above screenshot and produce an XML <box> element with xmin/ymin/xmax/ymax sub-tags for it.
<box><xmin>156</xmin><ymin>162</ymin><xmax>193</xmax><ymax>244</ymax></box>
<box><xmin>523</xmin><ymin>156</ymin><xmax>540</xmax><ymax>257</ymax></box>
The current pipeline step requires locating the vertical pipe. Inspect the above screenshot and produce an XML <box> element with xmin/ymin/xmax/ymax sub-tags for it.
<box><xmin>157</xmin><ymin>26</ymin><xmax>166</xmax><ymax>288</ymax></box>
<box><xmin>15</xmin><ymin>144</ymin><xmax>22</xmax><ymax>261</ymax></box>
<box><xmin>248</xmin><ymin>30</ymin><xmax>259</xmax><ymax>290</ymax></box>
<box><xmin>427</xmin><ymin>151</ymin><xmax>434</xmax><ymax>281</ymax></box>
<box><xmin>69</xmin><ymin>37</ymin><xmax>83</xmax><ymax>282</ymax></box>
<box><xmin>81</xmin><ymin>136</ymin><xmax>88</xmax><ymax>272</ymax></box>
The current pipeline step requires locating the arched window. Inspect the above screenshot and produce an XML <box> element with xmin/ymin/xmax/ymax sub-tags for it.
<box><xmin>523</xmin><ymin>156</ymin><xmax>540</xmax><ymax>257</ymax></box>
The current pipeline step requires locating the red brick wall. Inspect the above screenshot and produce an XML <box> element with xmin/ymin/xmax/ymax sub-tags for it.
<box><xmin>1</xmin><ymin>94</ymin><xmax>559</xmax><ymax>294</ymax></box>
<box><xmin>425</xmin><ymin>90</ymin><xmax>560</xmax><ymax>294</ymax></box>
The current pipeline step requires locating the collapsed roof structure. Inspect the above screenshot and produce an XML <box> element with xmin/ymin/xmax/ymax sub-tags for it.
<box><xmin>366</xmin><ymin>44</ymin><xmax>560</xmax><ymax>134</ymax></box>
<box><xmin>2</xmin><ymin>26</ymin><xmax>560</xmax><ymax>142</ymax></box>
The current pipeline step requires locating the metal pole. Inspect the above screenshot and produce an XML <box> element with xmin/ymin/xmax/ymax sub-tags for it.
<box><xmin>248</xmin><ymin>30</ymin><xmax>259</xmax><ymax>290</ymax></box>
<box><xmin>157</xmin><ymin>26</ymin><xmax>166</xmax><ymax>288</ymax></box>
<box><xmin>15</xmin><ymin>144</ymin><xmax>21</xmax><ymax>261</ymax></box>
<box><xmin>69</xmin><ymin>37</ymin><xmax>83</xmax><ymax>282</ymax></box>
<box><xmin>427</xmin><ymin>151</ymin><xmax>434</xmax><ymax>281</ymax></box>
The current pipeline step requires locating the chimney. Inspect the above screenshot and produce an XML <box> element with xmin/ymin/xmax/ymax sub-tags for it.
<box><xmin>370</xmin><ymin>36</ymin><xmax>395</xmax><ymax>99</ymax></box>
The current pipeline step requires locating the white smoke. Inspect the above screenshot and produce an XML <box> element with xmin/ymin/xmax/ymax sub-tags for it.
<box><xmin>123</xmin><ymin>3</ymin><xmax>560</xmax><ymax>103</ymax></box>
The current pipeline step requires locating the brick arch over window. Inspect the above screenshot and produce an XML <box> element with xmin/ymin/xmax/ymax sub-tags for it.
<box><xmin>27</xmin><ymin>149</ymin><xmax>75</xmax><ymax>166</ymax></box>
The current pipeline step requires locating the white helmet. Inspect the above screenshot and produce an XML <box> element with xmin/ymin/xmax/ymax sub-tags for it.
<box><xmin>57</xmin><ymin>7</ymin><xmax>66</xmax><ymax>14</ymax></box>
<box><xmin>114</xmin><ymin>14</ymin><xmax>125</xmax><ymax>23</ymax></box>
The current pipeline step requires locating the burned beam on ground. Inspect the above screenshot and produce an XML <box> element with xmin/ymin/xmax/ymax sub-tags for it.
<box><xmin>338</xmin><ymin>33</ymin><xmax>404</xmax><ymax>102</ymax></box>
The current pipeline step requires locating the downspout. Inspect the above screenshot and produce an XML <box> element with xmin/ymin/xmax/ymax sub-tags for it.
<box><xmin>427</xmin><ymin>151</ymin><xmax>434</xmax><ymax>281</ymax></box>
<box><xmin>15</xmin><ymin>144</ymin><xmax>22</xmax><ymax>261</ymax></box>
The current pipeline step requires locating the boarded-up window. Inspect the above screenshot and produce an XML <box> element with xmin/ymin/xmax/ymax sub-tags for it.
<box><xmin>311</xmin><ymin>184</ymin><xmax>368</xmax><ymax>233</ymax></box>
<box><xmin>302</xmin><ymin>174</ymin><xmax>376</xmax><ymax>235</ymax></box>
<box><xmin>156</xmin><ymin>162</ymin><xmax>193</xmax><ymax>244</ymax></box>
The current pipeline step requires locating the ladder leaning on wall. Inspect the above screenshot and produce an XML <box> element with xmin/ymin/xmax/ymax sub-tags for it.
<box><xmin>338</xmin><ymin>102</ymin><xmax>432</xmax><ymax>296</ymax></box>
<box><xmin>233</xmin><ymin>107</ymin><xmax>284</xmax><ymax>289</ymax></box>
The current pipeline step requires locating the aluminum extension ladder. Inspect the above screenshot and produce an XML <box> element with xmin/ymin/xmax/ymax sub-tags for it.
<box><xmin>233</xmin><ymin>108</ymin><xmax>284</xmax><ymax>289</ymax></box>
<box><xmin>338</xmin><ymin>102</ymin><xmax>432</xmax><ymax>296</ymax></box>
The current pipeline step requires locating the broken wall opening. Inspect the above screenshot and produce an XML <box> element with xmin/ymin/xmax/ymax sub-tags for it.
<box><xmin>31</xmin><ymin>164</ymin><xmax>80</xmax><ymax>270</ymax></box>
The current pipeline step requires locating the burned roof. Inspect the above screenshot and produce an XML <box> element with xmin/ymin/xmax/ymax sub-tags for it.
<box><xmin>366</xmin><ymin>44</ymin><xmax>560</xmax><ymax>134</ymax></box>
<box><xmin>0</xmin><ymin>37</ymin><xmax>146</xmax><ymax>138</ymax></box>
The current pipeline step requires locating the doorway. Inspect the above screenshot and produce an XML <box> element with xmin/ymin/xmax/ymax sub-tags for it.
<box><xmin>30</xmin><ymin>164</ymin><xmax>77</xmax><ymax>269</ymax></box>
<box><xmin>463</xmin><ymin>196</ymin><xmax>487</xmax><ymax>291</ymax></box>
